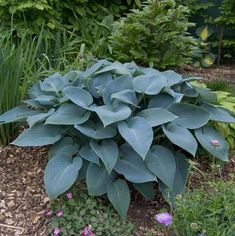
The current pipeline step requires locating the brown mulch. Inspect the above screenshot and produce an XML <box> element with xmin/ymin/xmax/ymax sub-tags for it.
<box><xmin>0</xmin><ymin>146</ymin><xmax>49</xmax><ymax>236</ymax></box>
<box><xmin>0</xmin><ymin>145</ymin><xmax>235</xmax><ymax>236</ymax></box>
<box><xmin>179</xmin><ymin>65</ymin><xmax>235</xmax><ymax>84</ymax></box>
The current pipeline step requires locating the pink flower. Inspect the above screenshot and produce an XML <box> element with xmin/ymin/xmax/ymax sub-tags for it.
<box><xmin>210</xmin><ymin>139</ymin><xmax>220</xmax><ymax>147</ymax></box>
<box><xmin>44</xmin><ymin>208</ymin><xmax>53</xmax><ymax>217</ymax></box>
<box><xmin>53</xmin><ymin>227</ymin><xmax>61</xmax><ymax>235</ymax></box>
<box><xmin>56</xmin><ymin>210</ymin><xmax>64</xmax><ymax>217</ymax></box>
<box><xmin>81</xmin><ymin>225</ymin><xmax>96</xmax><ymax>236</ymax></box>
<box><xmin>66</xmin><ymin>192</ymin><xmax>73</xmax><ymax>199</ymax></box>
<box><xmin>155</xmin><ymin>212</ymin><xmax>172</xmax><ymax>227</ymax></box>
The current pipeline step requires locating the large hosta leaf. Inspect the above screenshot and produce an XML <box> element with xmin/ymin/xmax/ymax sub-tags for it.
<box><xmin>103</xmin><ymin>75</ymin><xmax>133</xmax><ymax>105</ymax></box>
<box><xmin>118</xmin><ymin>117</ymin><xmax>153</xmax><ymax>159</ymax></box>
<box><xmin>79</xmin><ymin>144</ymin><xmax>100</xmax><ymax>165</ymax></box>
<box><xmin>27</xmin><ymin>108</ymin><xmax>55</xmax><ymax>128</ymax></box>
<box><xmin>146</xmin><ymin>145</ymin><xmax>176</xmax><ymax>188</ymax></box>
<box><xmin>44</xmin><ymin>154</ymin><xmax>82</xmax><ymax>198</ymax></box>
<box><xmin>114</xmin><ymin>144</ymin><xmax>156</xmax><ymax>183</ymax></box>
<box><xmin>96</xmin><ymin>61</ymin><xmax>131</xmax><ymax>75</ymax></box>
<box><xmin>159</xmin><ymin>152</ymin><xmax>190</xmax><ymax>204</ymax></box>
<box><xmin>168</xmin><ymin>103</ymin><xmax>211</xmax><ymax>129</ymax></box>
<box><xmin>133</xmin><ymin>182</ymin><xmax>155</xmax><ymax>200</ymax></box>
<box><xmin>0</xmin><ymin>106</ymin><xmax>30</xmax><ymax>124</ymax></box>
<box><xmin>201</xmin><ymin>103</ymin><xmax>235</xmax><ymax>123</ymax></box>
<box><xmin>163</xmin><ymin>123</ymin><xmax>198</xmax><ymax>156</ymax></box>
<box><xmin>111</xmin><ymin>89</ymin><xmax>138</xmax><ymax>107</ymax></box>
<box><xmin>195</xmin><ymin>127</ymin><xmax>229</xmax><ymax>161</ymax></box>
<box><xmin>133</xmin><ymin>74</ymin><xmax>167</xmax><ymax>95</ymax></box>
<box><xmin>161</xmin><ymin>70</ymin><xmax>182</xmax><ymax>86</ymax></box>
<box><xmin>40</xmin><ymin>73</ymin><xmax>65</xmax><ymax>93</ymax></box>
<box><xmin>63</xmin><ymin>86</ymin><xmax>93</xmax><ymax>109</ymax></box>
<box><xmin>90</xmin><ymin>139</ymin><xmax>118</xmax><ymax>174</ymax></box>
<box><xmin>49</xmin><ymin>137</ymin><xmax>79</xmax><ymax>159</ymax></box>
<box><xmin>95</xmin><ymin>105</ymin><xmax>131</xmax><ymax>127</ymax></box>
<box><xmin>35</xmin><ymin>95</ymin><xmax>58</xmax><ymax>105</ymax></box>
<box><xmin>148</xmin><ymin>93</ymin><xmax>183</xmax><ymax>109</ymax></box>
<box><xmin>136</xmin><ymin>108</ymin><xmax>177</xmax><ymax>127</ymax></box>
<box><xmin>46</xmin><ymin>103</ymin><xmax>90</xmax><ymax>125</ymax></box>
<box><xmin>107</xmin><ymin>179</ymin><xmax>130</xmax><ymax>219</ymax></box>
<box><xmin>11</xmin><ymin>124</ymin><xmax>62</xmax><ymax>146</ymax></box>
<box><xmin>75</xmin><ymin>121</ymin><xmax>117</xmax><ymax>139</ymax></box>
<box><xmin>86</xmin><ymin>163</ymin><xmax>116</xmax><ymax>196</ymax></box>
<box><xmin>88</xmin><ymin>73</ymin><xmax>113</xmax><ymax>98</ymax></box>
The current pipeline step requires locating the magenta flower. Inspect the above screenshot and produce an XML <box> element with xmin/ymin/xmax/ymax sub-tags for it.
<box><xmin>56</xmin><ymin>210</ymin><xmax>64</xmax><ymax>217</ymax></box>
<box><xmin>155</xmin><ymin>212</ymin><xmax>172</xmax><ymax>227</ymax></box>
<box><xmin>53</xmin><ymin>227</ymin><xmax>61</xmax><ymax>235</ymax></box>
<box><xmin>210</xmin><ymin>139</ymin><xmax>220</xmax><ymax>147</ymax></box>
<box><xmin>66</xmin><ymin>192</ymin><xmax>73</xmax><ymax>199</ymax></box>
<box><xmin>44</xmin><ymin>208</ymin><xmax>53</xmax><ymax>217</ymax></box>
<box><xmin>81</xmin><ymin>225</ymin><xmax>96</xmax><ymax>236</ymax></box>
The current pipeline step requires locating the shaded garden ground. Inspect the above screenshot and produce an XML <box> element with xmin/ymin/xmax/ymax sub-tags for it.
<box><xmin>0</xmin><ymin>144</ymin><xmax>234</xmax><ymax>235</ymax></box>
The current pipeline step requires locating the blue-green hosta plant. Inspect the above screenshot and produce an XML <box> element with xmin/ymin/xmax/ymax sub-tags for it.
<box><xmin>0</xmin><ymin>60</ymin><xmax>234</xmax><ymax>219</ymax></box>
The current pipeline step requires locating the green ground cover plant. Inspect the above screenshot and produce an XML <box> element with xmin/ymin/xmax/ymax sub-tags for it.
<box><xmin>110</xmin><ymin>0</ymin><xmax>197</xmax><ymax>68</ymax></box>
<box><xmin>173</xmin><ymin>181</ymin><xmax>235</xmax><ymax>236</ymax></box>
<box><xmin>48</xmin><ymin>185</ymin><xmax>134</xmax><ymax>235</ymax></box>
<box><xmin>0</xmin><ymin>60</ymin><xmax>234</xmax><ymax>218</ymax></box>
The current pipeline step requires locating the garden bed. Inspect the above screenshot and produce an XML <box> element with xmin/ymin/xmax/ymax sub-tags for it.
<box><xmin>0</xmin><ymin>146</ymin><xmax>234</xmax><ymax>236</ymax></box>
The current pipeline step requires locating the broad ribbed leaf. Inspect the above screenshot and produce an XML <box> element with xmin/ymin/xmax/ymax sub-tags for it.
<box><xmin>40</xmin><ymin>73</ymin><xmax>65</xmax><ymax>93</ymax></box>
<box><xmin>114</xmin><ymin>144</ymin><xmax>156</xmax><ymax>183</ymax></box>
<box><xmin>163</xmin><ymin>123</ymin><xmax>198</xmax><ymax>156</ymax></box>
<box><xmin>107</xmin><ymin>179</ymin><xmax>130</xmax><ymax>219</ymax></box>
<box><xmin>81</xmin><ymin>60</ymin><xmax>104</xmax><ymax>78</ymax></box>
<box><xmin>90</xmin><ymin>140</ymin><xmax>118</xmax><ymax>174</ymax></box>
<box><xmin>75</xmin><ymin>121</ymin><xmax>117</xmax><ymax>139</ymax></box>
<box><xmin>0</xmin><ymin>106</ymin><xmax>29</xmax><ymax>124</ymax></box>
<box><xmin>35</xmin><ymin>95</ymin><xmax>57</xmax><ymax>105</ymax></box>
<box><xmin>88</xmin><ymin>73</ymin><xmax>113</xmax><ymax>98</ymax></box>
<box><xmin>96</xmin><ymin>61</ymin><xmax>131</xmax><ymax>75</ymax></box>
<box><xmin>27</xmin><ymin>108</ymin><xmax>55</xmax><ymax>128</ymax></box>
<box><xmin>181</xmin><ymin>82</ymin><xmax>199</xmax><ymax>97</ymax></box>
<box><xmin>49</xmin><ymin>137</ymin><xmax>79</xmax><ymax>159</ymax></box>
<box><xmin>103</xmin><ymin>75</ymin><xmax>133</xmax><ymax>105</ymax></box>
<box><xmin>146</xmin><ymin>145</ymin><xmax>176</xmax><ymax>188</ymax></box>
<box><xmin>133</xmin><ymin>182</ymin><xmax>155</xmax><ymax>200</ymax></box>
<box><xmin>196</xmin><ymin>87</ymin><xmax>217</xmax><ymax>104</ymax></box>
<box><xmin>46</xmin><ymin>103</ymin><xmax>90</xmax><ymax>125</ymax></box>
<box><xmin>111</xmin><ymin>89</ymin><xmax>138</xmax><ymax>107</ymax></box>
<box><xmin>44</xmin><ymin>154</ymin><xmax>82</xmax><ymax>198</ymax></box>
<box><xmin>95</xmin><ymin>105</ymin><xmax>132</xmax><ymax>127</ymax></box>
<box><xmin>148</xmin><ymin>93</ymin><xmax>183</xmax><ymax>109</ymax></box>
<box><xmin>63</xmin><ymin>86</ymin><xmax>93</xmax><ymax>109</ymax></box>
<box><xmin>11</xmin><ymin>124</ymin><xmax>62</xmax><ymax>146</ymax></box>
<box><xmin>79</xmin><ymin>144</ymin><xmax>100</xmax><ymax>165</ymax></box>
<box><xmin>86</xmin><ymin>163</ymin><xmax>116</xmax><ymax>196</ymax></box>
<box><xmin>118</xmin><ymin>117</ymin><xmax>153</xmax><ymax>159</ymax></box>
<box><xmin>168</xmin><ymin>103</ymin><xmax>211</xmax><ymax>129</ymax></box>
<box><xmin>201</xmin><ymin>103</ymin><xmax>235</xmax><ymax>123</ymax></box>
<box><xmin>195</xmin><ymin>127</ymin><xmax>229</xmax><ymax>161</ymax></box>
<box><xmin>136</xmin><ymin>108</ymin><xmax>177</xmax><ymax>127</ymax></box>
<box><xmin>133</xmin><ymin>74</ymin><xmax>167</xmax><ymax>95</ymax></box>
<box><xmin>161</xmin><ymin>70</ymin><xmax>182</xmax><ymax>86</ymax></box>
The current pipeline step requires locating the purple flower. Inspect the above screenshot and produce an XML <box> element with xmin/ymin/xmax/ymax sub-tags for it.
<box><xmin>53</xmin><ymin>227</ymin><xmax>61</xmax><ymax>235</ymax></box>
<box><xmin>44</xmin><ymin>208</ymin><xmax>53</xmax><ymax>217</ymax></box>
<box><xmin>155</xmin><ymin>212</ymin><xmax>172</xmax><ymax>227</ymax></box>
<box><xmin>81</xmin><ymin>225</ymin><xmax>96</xmax><ymax>236</ymax></box>
<box><xmin>56</xmin><ymin>210</ymin><xmax>64</xmax><ymax>217</ymax></box>
<box><xmin>66</xmin><ymin>192</ymin><xmax>73</xmax><ymax>199</ymax></box>
<box><xmin>210</xmin><ymin>139</ymin><xmax>220</xmax><ymax>147</ymax></box>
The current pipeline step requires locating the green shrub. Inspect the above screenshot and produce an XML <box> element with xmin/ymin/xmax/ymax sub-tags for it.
<box><xmin>0</xmin><ymin>60</ymin><xmax>234</xmax><ymax>218</ymax></box>
<box><xmin>110</xmin><ymin>0</ymin><xmax>197</xmax><ymax>69</ymax></box>
<box><xmin>173</xmin><ymin>181</ymin><xmax>235</xmax><ymax>236</ymax></box>
<box><xmin>48</xmin><ymin>185</ymin><xmax>134</xmax><ymax>235</ymax></box>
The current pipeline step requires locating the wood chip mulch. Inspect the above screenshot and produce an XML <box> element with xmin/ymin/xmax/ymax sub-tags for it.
<box><xmin>0</xmin><ymin>146</ymin><xmax>49</xmax><ymax>236</ymax></box>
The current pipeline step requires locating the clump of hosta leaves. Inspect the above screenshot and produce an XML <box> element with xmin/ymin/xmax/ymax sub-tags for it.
<box><xmin>48</xmin><ymin>185</ymin><xmax>134</xmax><ymax>236</ymax></box>
<box><xmin>0</xmin><ymin>60</ymin><xmax>234</xmax><ymax>219</ymax></box>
